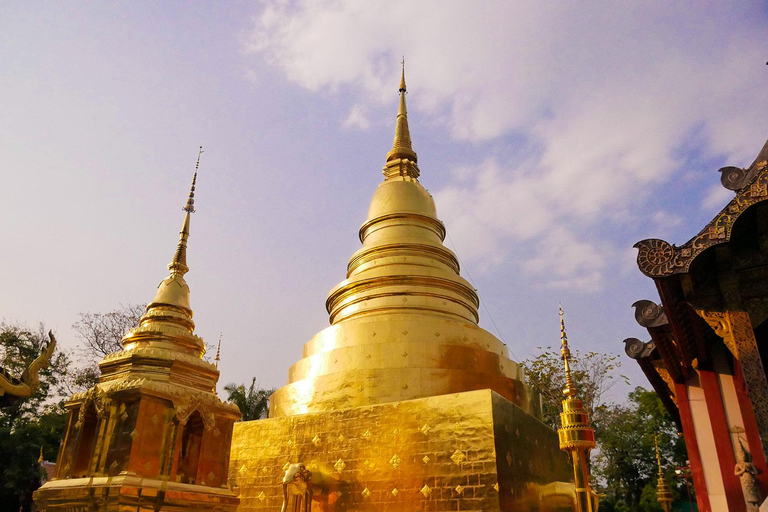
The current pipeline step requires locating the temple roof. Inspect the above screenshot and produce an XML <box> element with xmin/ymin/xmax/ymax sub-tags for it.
<box><xmin>635</xmin><ymin>139</ymin><xmax>768</xmax><ymax>278</ymax></box>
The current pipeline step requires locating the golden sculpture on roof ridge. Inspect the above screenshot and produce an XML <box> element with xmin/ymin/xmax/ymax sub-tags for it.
<box><xmin>0</xmin><ymin>331</ymin><xmax>56</xmax><ymax>408</ymax></box>
<box><xmin>557</xmin><ymin>306</ymin><xmax>597</xmax><ymax>512</ymax></box>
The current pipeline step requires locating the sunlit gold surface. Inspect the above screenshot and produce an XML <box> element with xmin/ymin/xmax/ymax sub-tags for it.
<box><xmin>35</xmin><ymin>158</ymin><xmax>240</xmax><ymax>512</ymax></box>
<box><xmin>269</xmin><ymin>67</ymin><xmax>536</xmax><ymax>419</ymax></box>
<box><xmin>557</xmin><ymin>308</ymin><xmax>597</xmax><ymax>512</ymax></box>
<box><xmin>231</xmin><ymin>389</ymin><xmax>575</xmax><ymax>511</ymax></box>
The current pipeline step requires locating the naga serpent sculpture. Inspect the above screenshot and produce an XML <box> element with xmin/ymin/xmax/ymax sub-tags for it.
<box><xmin>0</xmin><ymin>331</ymin><xmax>57</xmax><ymax>408</ymax></box>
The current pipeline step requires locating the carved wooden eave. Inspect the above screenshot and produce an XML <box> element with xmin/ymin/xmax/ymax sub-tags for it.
<box><xmin>635</xmin><ymin>140</ymin><xmax>768</xmax><ymax>278</ymax></box>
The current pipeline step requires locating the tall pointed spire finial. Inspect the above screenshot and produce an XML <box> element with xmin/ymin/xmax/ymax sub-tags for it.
<box><xmin>654</xmin><ymin>434</ymin><xmax>663</xmax><ymax>476</ymax></box>
<box><xmin>385</xmin><ymin>60</ymin><xmax>418</xmax><ymax>167</ymax></box>
<box><xmin>654</xmin><ymin>433</ymin><xmax>674</xmax><ymax>512</ymax></box>
<box><xmin>215</xmin><ymin>333</ymin><xmax>222</xmax><ymax>368</ymax></box>
<box><xmin>38</xmin><ymin>446</ymin><xmax>44</xmax><ymax>464</ymax></box>
<box><xmin>168</xmin><ymin>147</ymin><xmax>203</xmax><ymax>277</ymax></box>
<box><xmin>559</xmin><ymin>304</ymin><xmax>577</xmax><ymax>398</ymax></box>
<box><xmin>557</xmin><ymin>304</ymin><xmax>596</xmax><ymax>512</ymax></box>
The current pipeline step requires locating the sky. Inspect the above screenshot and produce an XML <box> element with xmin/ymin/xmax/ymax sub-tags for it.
<box><xmin>1</xmin><ymin>1</ymin><xmax>767</xmax><ymax>402</ymax></box>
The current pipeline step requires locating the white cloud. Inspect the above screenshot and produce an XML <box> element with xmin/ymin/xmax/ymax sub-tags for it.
<box><xmin>701</xmin><ymin>183</ymin><xmax>735</xmax><ymax>213</ymax></box>
<box><xmin>245</xmin><ymin>0</ymin><xmax>768</xmax><ymax>288</ymax></box>
<box><xmin>342</xmin><ymin>104</ymin><xmax>370</xmax><ymax>130</ymax></box>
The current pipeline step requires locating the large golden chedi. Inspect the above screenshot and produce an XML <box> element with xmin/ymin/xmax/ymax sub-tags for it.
<box><xmin>35</xmin><ymin>166</ymin><xmax>241</xmax><ymax>512</ymax></box>
<box><xmin>230</xmin><ymin>72</ymin><xmax>576</xmax><ymax>511</ymax></box>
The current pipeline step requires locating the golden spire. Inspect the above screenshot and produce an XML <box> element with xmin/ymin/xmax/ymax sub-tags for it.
<box><xmin>385</xmin><ymin>60</ymin><xmax>418</xmax><ymax>167</ymax></box>
<box><xmin>215</xmin><ymin>333</ymin><xmax>222</xmax><ymax>368</ymax></box>
<box><xmin>557</xmin><ymin>306</ymin><xmax>596</xmax><ymax>512</ymax></box>
<box><xmin>38</xmin><ymin>446</ymin><xmax>44</xmax><ymax>464</ymax></box>
<box><xmin>560</xmin><ymin>305</ymin><xmax>577</xmax><ymax>398</ymax></box>
<box><xmin>168</xmin><ymin>146</ymin><xmax>202</xmax><ymax>277</ymax></box>
<box><xmin>655</xmin><ymin>434</ymin><xmax>673</xmax><ymax>512</ymax></box>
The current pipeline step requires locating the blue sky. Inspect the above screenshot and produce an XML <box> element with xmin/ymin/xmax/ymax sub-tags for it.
<box><xmin>2</xmin><ymin>2</ymin><xmax>767</xmax><ymax>400</ymax></box>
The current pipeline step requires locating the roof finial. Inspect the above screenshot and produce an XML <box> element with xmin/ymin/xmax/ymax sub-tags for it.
<box><xmin>215</xmin><ymin>332</ymin><xmax>222</xmax><ymax>368</ymax></box>
<box><xmin>399</xmin><ymin>57</ymin><xmax>406</xmax><ymax>93</ymax></box>
<box><xmin>168</xmin><ymin>146</ymin><xmax>202</xmax><ymax>277</ymax></box>
<box><xmin>654</xmin><ymin>434</ymin><xmax>663</xmax><ymax>476</ymax></box>
<box><xmin>38</xmin><ymin>446</ymin><xmax>44</xmax><ymax>464</ymax></box>
<box><xmin>559</xmin><ymin>304</ymin><xmax>577</xmax><ymax>398</ymax></box>
<box><xmin>385</xmin><ymin>60</ymin><xmax>418</xmax><ymax>166</ymax></box>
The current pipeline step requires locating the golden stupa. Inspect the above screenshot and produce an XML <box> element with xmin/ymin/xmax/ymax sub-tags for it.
<box><xmin>229</xmin><ymin>70</ymin><xmax>577</xmax><ymax>511</ymax></box>
<box><xmin>35</xmin><ymin>153</ymin><xmax>241</xmax><ymax>512</ymax></box>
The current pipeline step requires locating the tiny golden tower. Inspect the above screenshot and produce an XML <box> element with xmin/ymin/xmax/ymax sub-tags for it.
<box><xmin>655</xmin><ymin>435</ymin><xmax>673</xmax><ymax>512</ymax></box>
<box><xmin>557</xmin><ymin>307</ymin><xmax>597</xmax><ymax>512</ymax></box>
<box><xmin>35</xmin><ymin>150</ymin><xmax>241</xmax><ymax>512</ymax></box>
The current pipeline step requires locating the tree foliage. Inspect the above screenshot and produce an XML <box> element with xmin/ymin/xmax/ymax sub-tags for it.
<box><xmin>72</xmin><ymin>303</ymin><xmax>145</xmax><ymax>359</ymax></box>
<box><xmin>0</xmin><ymin>323</ymin><xmax>71</xmax><ymax>512</ymax></box>
<box><xmin>225</xmin><ymin>378</ymin><xmax>274</xmax><ymax>421</ymax></box>
<box><xmin>595</xmin><ymin>388</ymin><xmax>689</xmax><ymax>512</ymax></box>
<box><xmin>522</xmin><ymin>347</ymin><xmax>690</xmax><ymax>512</ymax></box>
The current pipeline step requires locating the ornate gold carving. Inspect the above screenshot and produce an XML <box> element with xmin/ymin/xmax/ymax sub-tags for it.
<box><xmin>636</xmin><ymin>160</ymin><xmax>768</xmax><ymax>277</ymax></box>
<box><xmin>450</xmin><ymin>449</ymin><xmax>466</xmax><ymax>465</ymax></box>
<box><xmin>333</xmin><ymin>459</ymin><xmax>346</xmax><ymax>473</ymax></box>
<box><xmin>389</xmin><ymin>454</ymin><xmax>402</xmax><ymax>468</ymax></box>
<box><xmin>696</xmin><ymin>309</ymin><xmax>768</xmax><ymax>450</ymax></box>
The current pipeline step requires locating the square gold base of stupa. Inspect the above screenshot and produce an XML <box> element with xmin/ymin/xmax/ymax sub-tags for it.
<box><xmin>34</xmin><ymin>475</ymin><xmax>239</xmax><ymax>512</ymax></box>
<box><xmin>229</xmin><ymin>389</ymin><xmax>576</xmax><ymax>511</ymax></box>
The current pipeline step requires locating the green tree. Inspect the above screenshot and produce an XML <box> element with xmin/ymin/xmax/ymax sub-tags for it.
<box><xmin>0</xmin><ymin>323</ymin><xmax>71</xmax><ymax>512</ymax></box>
<box><xmin>70</xmin><ymin>304</ymin><xmax>144</xmax><ymax>390</ymax></box>
<box><xmin>595</xmin><ymin>388</ymin><xmax>688</xmax><ymax>511</ymax></box>
<box><xmin>224</xmin><ymin>378</ymin><xmax>274</xmax><ymax>421</ymax></box>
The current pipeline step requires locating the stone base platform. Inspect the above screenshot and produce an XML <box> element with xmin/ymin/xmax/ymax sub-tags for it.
<box><xmin>229</xmin><ymin>389</ymin><xmax>576</xmax><ymax>511</ymax></box>
<box><xmin>34</xmin><ymin>474</ymin><xmax>239</xmax><ymax>512</ymax></box>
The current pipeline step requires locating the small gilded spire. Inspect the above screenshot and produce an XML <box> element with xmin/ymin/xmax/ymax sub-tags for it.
<box><xmin>654</xmin><ymin>434</ymin><xmax>663</xmax><ymax>476</ymax></box>
<box><xmin>168</xmin><ymin>147</ymin><xmax>203</xmax><ymax>277</ymax></box>
<box><xmin>38</xmin><ymin>446</ymin><xmax>44</xmax><ymax>464</ymax></box>
<box><xmin>655</xmin><ymin>433</ymin><xmax>673</xmax><ymax>512</ymax></box>
<box><xmin>386</xmin><ymin>60</ymin><xmax>418</xmax><ymax>164</ymax></box>
<box><xmin>215</xmin><ymin>333</ymin><xmax>222</xmax><ymax>368</ymax></box>
<box><xmin>559</xmin><ymin>305</ymin><xmax>577</xmax><ymax>398</ymax></box>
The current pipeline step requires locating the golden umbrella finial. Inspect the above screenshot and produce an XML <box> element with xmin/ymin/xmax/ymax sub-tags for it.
<box><xmin>215</xmin><ymin>333</ymin><xmax>222</xmax><ymax>368</ymax></box>
<box><xmin>559</xmin><ymin>304</ymin><xmax>577</xmax><ymax>398</ymax></box>
<box><xmin>655</xmin><ymin>433</ymin><xmax>673</xmax><ymax>512</ymax></box>
<box><xmin>168</xmin><ymin>146</ymin><xmax>203</xmax><ymax>277</ymax></box>
<box><xmin>557</xmin><ymin>305</ymin><xmax>596</xmax><ymax>512</ymax></box>
<box><xmin>386</xmin><ymin>59</ymin><xmax>417</xmax><ymax>165</ymax></box>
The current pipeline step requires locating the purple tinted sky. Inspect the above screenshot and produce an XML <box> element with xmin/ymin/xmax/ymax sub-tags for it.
<box><xmin>2</xmin><ymin>2</ymin><xmax>767</xmax><ymax>401</ymax></box>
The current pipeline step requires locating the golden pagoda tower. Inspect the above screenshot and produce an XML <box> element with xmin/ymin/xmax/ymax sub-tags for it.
<box><xmin>655</xmin><ymin>435</ymin><xmax>673</xmax><ymax>512</ymax></box>
<box><xmin>557</xmin><ymin>307</ymin><xmax>597</xmax><ymax>512</ymax></box>
<box><xmin>230</xmin><ymin>69</ymin><xmax>578</xmax><ymax>511</ymax></box>
<box><xmin>35</xmin><ymin>150</ymin><xmax>241</xmax><ymax>512</ymax></box>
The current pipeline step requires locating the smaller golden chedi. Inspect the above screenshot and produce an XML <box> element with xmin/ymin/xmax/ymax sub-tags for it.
<box><xmin>557</xmin><ymin>307</ymin><xmax>597</xmax><ymax>512</ymax></box>
<box><xmin>35</xmin><ymin>150</ymin><xmax>241</xmax><ymax>512</ymax></box>
<box><xmin>655</xmin><ymin>434</ymin><xmax>673</xmax><ymax>512</ymax></box>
